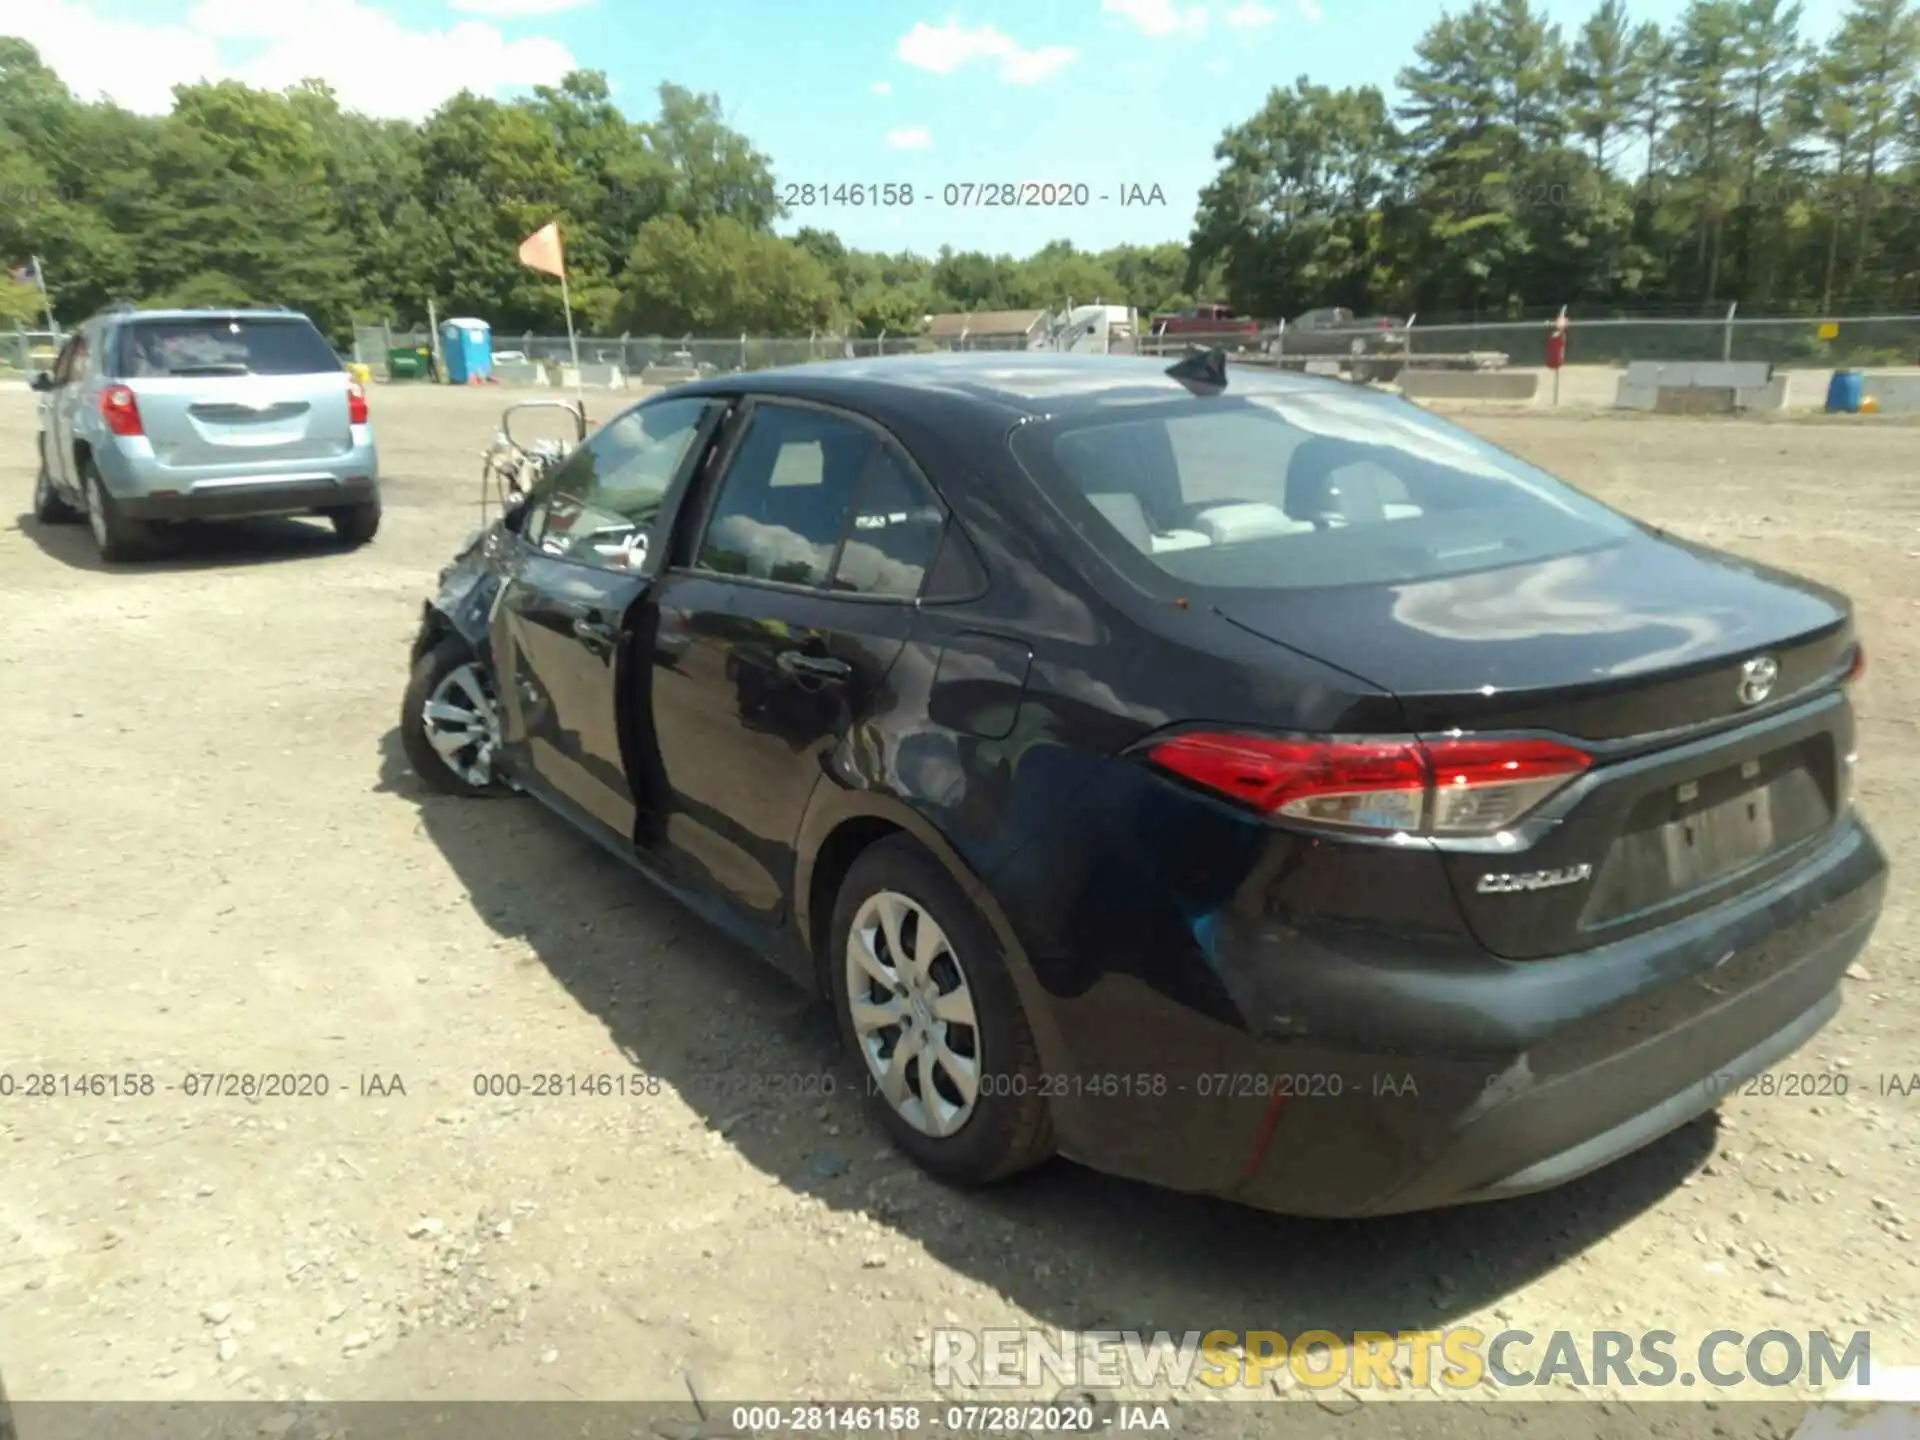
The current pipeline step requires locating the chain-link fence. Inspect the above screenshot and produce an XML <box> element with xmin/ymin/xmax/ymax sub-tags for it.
<box><xmin>330</xmin><ymin>311</ymin><xmax>1920</xmax><ymax>384</ymax></box>
<box><xmin>1406</xmin><ymin>314</ymin><xmax>1920</xmax><ymax>368</ymax></box>
<box><xmin>0</xmin><ymin>329</ymin><xmax>66</xmax><ymax>374</ymax></box>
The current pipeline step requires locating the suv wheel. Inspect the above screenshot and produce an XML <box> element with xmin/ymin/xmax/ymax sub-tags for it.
<box><xmin>400</xmin><ymin>636</ymin><xmax>512</xmax><ymax>797</ymax></box>
<box><xmin>329</xmin><ymin>501</ymin><xmax>381</xmax><ymax>546</ymax></box>
<box><xmin>829</xmin><ymin>837</ymin><xmax>1054</xmax><ymax>1186</ymax></box>
<box><xmin>33</xmin><ymin>451</ymin><xmax>81</xmax><ymax>524</ymax></box>
<box><xmin>82</xmin><ymin>462</ymin><xmax>149</xmax><ymax>561</ymax></box>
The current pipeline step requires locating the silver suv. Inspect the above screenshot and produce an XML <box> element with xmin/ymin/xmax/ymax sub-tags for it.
<box><xmin>31</xmin><ymin>305</ymin><xmax>381</xmax><ymax>561</ymax></box>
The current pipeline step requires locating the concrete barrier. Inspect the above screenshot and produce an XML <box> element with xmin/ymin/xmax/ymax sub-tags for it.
<box><xmin>1617</xmin><ymin>361</ymin><xmax>1786</xmax><ymax>413</ymax></box>
<box><xmin>639</xmin><ymin>364</ymin><xmax>701</xmax><ymax>386</ymax></box>
<box><xmin>1398</xmin><ymin>369</ymin><xmax>1540</xmax><ymax>402</ymax></box>
<box><xmin>1861</xmin><ymin>373</ymin><xmax>1920</xmax><ymax>414</ymax></box>
<box><xmin>561</xmin><ymin>363</ymin><xmax>626</xmax><ymax>389</ymax></box>
<box><xmin>493</xmin><ymin>361</ymin><xmax>548</xmax><ymax>388</ymax></box>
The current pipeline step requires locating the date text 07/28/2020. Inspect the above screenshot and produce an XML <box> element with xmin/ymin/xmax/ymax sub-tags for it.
<box><xmin>778</xmin><ymin>182</ymin><xmax>1167</xmax><ymax>209</ymax></box>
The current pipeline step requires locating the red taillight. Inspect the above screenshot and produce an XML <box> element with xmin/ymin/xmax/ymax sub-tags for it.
<box><xmin>1379</xmin><ymin>317</ymin><xmax>1395</xmax><ymax>330</ymax></box>
<box><xmin>100</xmin><ymin>384</ymin><xmax>143</xmax><ymax>437</ymax></box>
<box><xmin>1845</xmin><ymin>643</ymin><xmax>1866</xmax><ymax>684</ymax></box>
<box><xmin>348</xmin><ymin>381</ymin><xmax>369</xmax><ymax>425</ymax></box>
<box><xmin>1144</xmin><ymin>732</ymin><xmax>1592</xmax><ymax>837</ymax></box>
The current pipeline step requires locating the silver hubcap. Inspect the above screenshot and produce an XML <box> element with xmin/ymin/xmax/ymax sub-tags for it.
<box><xmin>420</xmin><ymin>662</ymin><xmax>502</xmax><ymax>787</ymax></box>
<box><xmin>845</xmin><ymin>890</ymin><xmax>981</xmax><ymax>1137</ymax></box>
<box><xmin>85</xmin><ymin>475</ymin><xmax>108</xmax><ymax>547</ymax></box>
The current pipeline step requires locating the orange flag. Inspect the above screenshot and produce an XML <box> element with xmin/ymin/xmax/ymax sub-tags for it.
<box><xmin>518</xmin><ymin>222</ymin><xmax>566</xmax><ymax>278</ymax></box>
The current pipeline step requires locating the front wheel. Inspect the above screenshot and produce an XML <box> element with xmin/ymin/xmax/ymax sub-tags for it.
<box><xmin>830</xmin><ymin>837</ymin><xmax>1054</xmax><ymax>1186</ymax></box>
<box><xmin>400</xmin><ymin>635</ymin><xmax>512</xmax><ymax>797</ymax></box>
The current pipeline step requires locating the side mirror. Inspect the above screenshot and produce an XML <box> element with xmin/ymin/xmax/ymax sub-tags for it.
<box><xmin>29</xmin><ymin>372</ymin><xmax>53</xmax><ymax>393</ymax></box>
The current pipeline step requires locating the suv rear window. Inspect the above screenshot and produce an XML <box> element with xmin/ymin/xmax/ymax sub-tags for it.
<box><xmin>1008</xmin><ymin>386</ymin><xmax>1634</xmax><ymax>591</ymax></box>
<box><xmin>113</xmin><ymin>318</ymin><xmax>341</xmax><ymax>379</ymax></box>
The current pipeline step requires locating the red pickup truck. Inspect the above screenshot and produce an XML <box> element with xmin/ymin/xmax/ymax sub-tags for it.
<box><xmin>1148</xmin><ymin>303</ymin><xmax>1264</xmax><ymax>343</ymax></box>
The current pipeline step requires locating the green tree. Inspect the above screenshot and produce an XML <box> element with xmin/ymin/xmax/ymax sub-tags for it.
<box><xmin>618</xmin><ymin>215</ymin><xmax>837</xmax><ymax>333</ymax></box>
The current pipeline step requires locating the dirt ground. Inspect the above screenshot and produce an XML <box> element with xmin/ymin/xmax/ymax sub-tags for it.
<box><xmin>1</xmin><ymin>384</ymin><xmax>1915</xmax><ymax>1410</ymax></box>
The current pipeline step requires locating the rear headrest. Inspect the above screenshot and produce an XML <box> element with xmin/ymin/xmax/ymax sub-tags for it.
<box><xmin>1086</xmin><ymin>492</ymin><xmax>1153</xmax><ymax>552</ymax></box>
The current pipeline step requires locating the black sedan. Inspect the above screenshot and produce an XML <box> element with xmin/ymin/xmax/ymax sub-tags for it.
<box><xmin>400</xmin><ymin>351</ymin><xmax>1885</xmax><ymax>1217</ymax></box>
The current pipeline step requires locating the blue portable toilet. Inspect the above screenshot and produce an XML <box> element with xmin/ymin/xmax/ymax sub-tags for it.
<box><xmin>1825</xmin><ymin>369</ymin><xmax>1864</xmax><ymax>414</ymax></box>
<box><xmin>439</xmin><ymin>317</ymin><xmax>493</xmax><ymax>384</ymax></box>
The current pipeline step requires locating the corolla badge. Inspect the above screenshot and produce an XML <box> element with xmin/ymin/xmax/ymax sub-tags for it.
<box><xmin>1737</xmin><ymin>655</ymin><xmax>1779</xmax><ymax>706</ymax></box>
<box><xmin>1476</xmin><ymin>863</ymin><xmax>1593</xmax><ymax>895</ymax></box>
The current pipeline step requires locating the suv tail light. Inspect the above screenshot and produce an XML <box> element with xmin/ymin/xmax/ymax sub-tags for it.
<box><xmin>348</xmin><ymin>381</ymin><xmax>369</xmax><ymax>426</ymax></box>
<box><xmin>100</xmin><ymin>384</ymin><xmax>143</xmax><ymax>438</ymax></box>
<box><xmin>1845</xmin><ymin>642</ymin><xmax>1866</xmax><ymax>684</ymax></box>
<box><xmin>1143</xmin><ymin>732</ymin><xmax>1592</xmax><ymax>838</ymax></box>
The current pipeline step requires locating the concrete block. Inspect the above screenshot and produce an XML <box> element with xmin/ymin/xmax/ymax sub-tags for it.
<box><xmin>493</xmin><ymin>361</ymin><xmax>547</xmax><ymax>388</ymax></box>
<box><xmin>1861</xmin><ymin>374</ymin><xmax>1920</xmax><ymax>414</ymax></box>
<box><xmin>1654</xmin><ymin>386</ymin><xmax>1738</xmax><ymax>415</ymax></box>
<box><xmin>1398</xmin><ymin>369</ymin><xmax>1540</xmax><ymax>401</ymax></box>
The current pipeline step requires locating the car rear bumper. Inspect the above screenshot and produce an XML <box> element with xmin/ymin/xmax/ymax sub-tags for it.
<box><xmin>1024</xmin><ymin>816</ymin><xmax>1885</xmax><ymax>1218</ymax></box>
<box><xmin>94</xmin><ymin>435</ymin><xmax>379</xmax><ymax>519</ymax></box>
<box><xmin>116</xmin><ymin>474</ymin><xmax>380</xmax><ymax>521</ymax></box>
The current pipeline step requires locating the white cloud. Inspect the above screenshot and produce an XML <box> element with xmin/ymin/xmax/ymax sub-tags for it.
<box><xmin>10</xmin><ymin>0</ymin><xmax>577</xmax><ymax>120</ymax></box>
<box><xmin>895</xmin><ymin>17</ymin><xmax>1077</xmax><ymax>84</ymax></box>
<box><xmin>1298</xmin><ymin>0</ymin><xmax>1324</xmax><ymax>19</ymax></box>
<box><xmin>1101</xmin><ymin>0</ymin><xmax>1207</xmax><ymax>37</ymax></box>
<box><xmin>871</xmin><ymin>80</ymin><xmax>893</xmax><ymax>94</ymax></box>
<box><xmin>886</xmin><ymin>126</ymin><xmax>933</xmax><ymax>150</ymax></box>
<box><xmin>1224</xmin><ymin>1</ymin><xmax>1276</xmax><ymax>27</ymax></box>
<box><xmin>448</xmin><ymin>0</ymin><xmax>594</xmax><ymax>13</ymax></box>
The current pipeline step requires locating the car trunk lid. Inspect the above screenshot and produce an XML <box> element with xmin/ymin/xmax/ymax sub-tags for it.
<box><xmin>1216</xmin><ymin>537</ymin><xmax>1858</xmax><ymax>958</ymax></box>
<box><xmin>111</xmin><ymin>316</ymin><xmax>354</xmax><ymax>468</ymax></box>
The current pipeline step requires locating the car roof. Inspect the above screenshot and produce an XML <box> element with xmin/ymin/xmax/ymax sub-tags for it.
<box><xmin>103</xmin><ymin>308</ymin><xmax>310</xmax><ymax>325</ymax></box>
<box><xmin>674</xmin><ymin>351</ymin><xmax>1354</xmax><ymax>423</ymax></box>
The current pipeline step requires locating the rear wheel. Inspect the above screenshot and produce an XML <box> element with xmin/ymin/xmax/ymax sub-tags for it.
<box><xmin>33</xmin><ymin>448</ymin><xmax>81</xmax><ymax>523</ymax></box>
<box><xmin>82</xmin><ymin>461</ymin><xmax>149</xmax><ymax>562</ymax></box>
<box><xmin>829</xmin><ymin>837</ymin><xmax>1054</xmax><ymax>1186</ymax></box>
<box><xmin>400</xmin><ymin>635</ymin><xmax>511</xmax><ymax>797</ymax></box>
<box><xmin>329</xmin><ymin>500</ymin><xmax>381</xmax><ymax>546</ymax></box>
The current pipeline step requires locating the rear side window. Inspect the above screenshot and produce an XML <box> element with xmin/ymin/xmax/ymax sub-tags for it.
<box><xmin>832</xmin><ymin>444</ymin><xmax>945</xmax><ymax>599</ymax></box>
<box><xmin>1009</xmin><ymin>389</ymin><xmax>1634</xmax><ymax>591</ymax></box>
<box><xmin>114</xmin><ymin>318</ymin><xmax>341</xmax><ymax>378</ymax></box>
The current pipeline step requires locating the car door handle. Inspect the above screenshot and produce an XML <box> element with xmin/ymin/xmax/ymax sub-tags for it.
<box><xmin>776</xmin><ymin>649</ymin><xmax>851</xmax><ymax>683</ymax></box>
<box><xmin>572</xmin><ymin>616</ymin><xmax>619</xmax><ymax>647</ymax></box>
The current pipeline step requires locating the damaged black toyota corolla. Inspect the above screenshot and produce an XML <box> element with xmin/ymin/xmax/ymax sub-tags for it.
<box><xmin>401</xmin><ymin>351</ymin><xmax>1885</xmax><ymax>1218</ymax></box>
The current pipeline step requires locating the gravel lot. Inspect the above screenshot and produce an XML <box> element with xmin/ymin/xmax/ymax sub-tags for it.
<box><xmin>1</xmin><ymin>384</ymin><xmax>1914</xmax><ymax>1408</ymax></box>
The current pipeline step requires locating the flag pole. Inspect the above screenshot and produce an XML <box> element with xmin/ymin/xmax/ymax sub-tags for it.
<box><xmin>32</xmin><ymin>255</ymin><xmax>55</xmax><ymax>334</ymax></box>
<box><xmin>558</xmin><ymin>265</ymin><xmax>582</xmax><ymax>408</ymax></box>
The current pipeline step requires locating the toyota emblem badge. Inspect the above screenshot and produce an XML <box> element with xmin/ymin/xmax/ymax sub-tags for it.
<box><xmin>1737</xmin><ymin>655</ymin><xmax>1779</xmax><ymax>707</ymax></box>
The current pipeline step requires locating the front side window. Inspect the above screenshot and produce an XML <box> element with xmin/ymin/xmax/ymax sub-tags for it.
<box><xmin>531</xmin><ymin>397</ymin><xmax>718</xmax><ymax>568</ymax></box>
<box><xmin>695</xmin><ymin>404</ymin><xmax>875</xmax><ymax>588</ymax></box>
<box><xmin>1009</xmin><ymin>384</ymin><xmax>1635</xmax><ymax>592</ymax></box>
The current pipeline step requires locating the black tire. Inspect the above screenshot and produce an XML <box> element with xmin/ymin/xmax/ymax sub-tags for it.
<box><xmin>400</xmin><ymin>635</ymin><xmax>512</xmax><ymax>798</ymax></box>
<box><xmin>33</xmin><ymin>444</ymin><xmax>81</xmax><ymax>523</ymax></box>
<box><xmin>81</xmin><ymin>459</ymin><xmax>149</xmax><ymax>562</ymax></box>
<box><xmin>329</xmin><ymin>500</ymin><xmax>381</xmax><ymax>546</ymax></box>
<box><xmin>829</xmin><ymin>835</ymin><xmax>1054</xmax><ymax>1186</ymax></box>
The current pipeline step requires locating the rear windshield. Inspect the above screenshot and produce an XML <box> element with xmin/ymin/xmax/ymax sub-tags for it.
<box><xmin>113</xmin><ymin>318</ymin><xmax>341</xmax><ymax>379</ymax></box>
<box><xmin>1007</xmin><ymin>386</ymin><xmax>1634</xmax><ymax>590</ymax></box>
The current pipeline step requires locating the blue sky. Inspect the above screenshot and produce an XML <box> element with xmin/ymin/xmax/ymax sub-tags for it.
<box><xmin>15</xmin><ymin>0</ymin><xmax>1855</xmax><ymax>258</ymax></box>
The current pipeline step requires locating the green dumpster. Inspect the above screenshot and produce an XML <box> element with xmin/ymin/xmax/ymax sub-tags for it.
<box><xmin>387</xmin><ymin>346</ymin><xmax>428</xmax><ymax>380</ymax></box>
